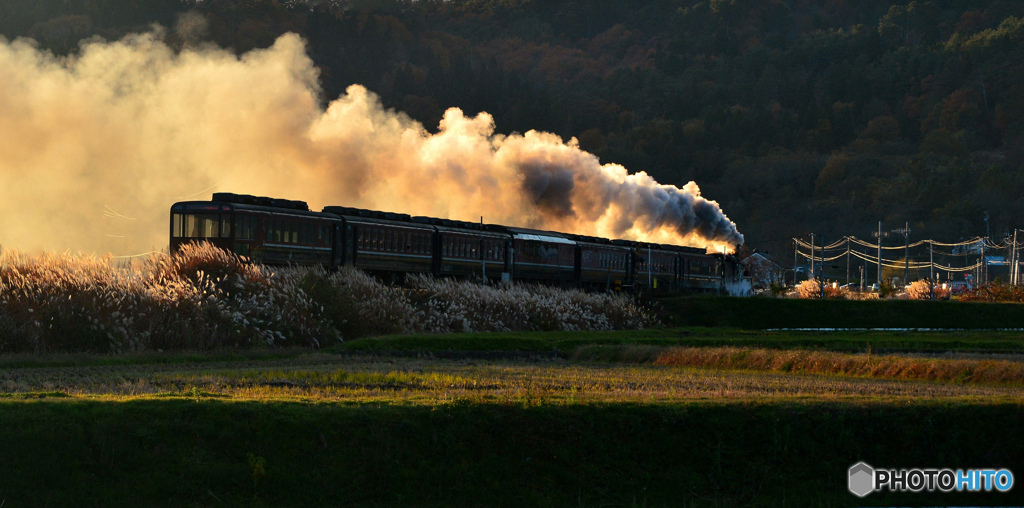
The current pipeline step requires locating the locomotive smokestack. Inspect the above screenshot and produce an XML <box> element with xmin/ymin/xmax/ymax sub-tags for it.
<box><xmin>0</xmin><ymin>28</ymin><xmax>742</xmax><ymax>254</ymax></box>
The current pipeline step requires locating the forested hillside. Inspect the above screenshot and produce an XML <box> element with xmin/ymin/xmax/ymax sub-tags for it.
<box><xmin>4</xmin><ymin>0</ymin><xmax>1023</xmax><ymax>256</ymax></box>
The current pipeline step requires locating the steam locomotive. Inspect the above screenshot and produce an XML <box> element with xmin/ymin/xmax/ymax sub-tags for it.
<box><xmin>170</xmin><ymin>193</ymin><xmax>746</xmax><ymax>294</ymax></box>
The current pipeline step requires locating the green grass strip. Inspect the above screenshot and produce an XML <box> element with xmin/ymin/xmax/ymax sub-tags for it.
<box><xmin>0</xmin><ymin>399</ymin><xmax>1021</xmax><ymax>506</ymax></box>
<box><xmin>658</xmin><ymin>295</ymin><xmax>1024</xmax><ymax>329</ymax></box>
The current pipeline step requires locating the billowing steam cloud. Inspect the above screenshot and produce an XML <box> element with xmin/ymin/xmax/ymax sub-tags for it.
<box><xmin>0</xmin><ymin>28</ymin><xmax>743</xmax><ymax>256</ymax></box>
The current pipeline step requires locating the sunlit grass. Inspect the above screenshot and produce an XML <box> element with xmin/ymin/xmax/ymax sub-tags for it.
<box><xmin>576</xmin><ymin>344</ymin><xmax>1024</xmax><ymax>385</ymax></box>
<box><xmin>0</xmin><ymin>244</ymin><xmax>655</xmax><ymax>354</ymax></box>
<box><xmin>3</xmin><ymin>353</ymin><xmax>1022</xmax><ymax>405</ymax></box>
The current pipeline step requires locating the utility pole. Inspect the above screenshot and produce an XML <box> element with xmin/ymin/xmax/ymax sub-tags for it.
<box><xmin>819</xmin><ymin>234</ymin><xmax>826</xmax><ymax>299</ymax></box>
<box><xmin>904</xmin><ymin>222</ymin><xmax>909</xmax><ymax>286</ymax></box>
<box><xmin>984</xmin><ymin>212</ymin><xmax>990</xmax><ymax>285</ymax></box>
<box><xmin>809</xmin><ymin>233</ymin><xmax>815</xmax><ymax>279</ymax></box>
<box><xmin>846</xmin><ymin>236</ymin><xmax>850</xmax><ymax>287</ymax></box>
<box><xmin>793</xmin><ymin>239</ymin><xmax>798</xmax><ymax>285</ymax></box>
<box><xmin>929</xmin><ymin>240</ymin><xmax>935</xmax><ymax>300</ymax></box>
<box><xmin>1010</xmin><ymin>230</ymin><xmax>1015</xmax><ymax>285</ymax></box>
<box><xmin>873</xmin><ymin>222</ymin><xmax>888</xmax><ymax>289</ymax></box>
<box><xmin>1014</xmin><ymin>229</ymin><xmax>1020</xmax><ymax>285</ymax></box>
<box><xmin>877</xmin><ymin>222</ymin><xmax>881</xmax><ymax>288</ymax></box>
<box><xmin>981</xmin><ymin>239</ymin><xmax>987</xmax><ymax>286</ymax></box>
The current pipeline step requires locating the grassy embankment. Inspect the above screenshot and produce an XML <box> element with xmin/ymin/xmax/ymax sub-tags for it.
<box><xmin>1</xmin><ymin>347</ymin><xmax>1023</xmax><ymax>506</ymax></box>
<box><xmin>3</xmin><ymin>294</ymin><xmax>1024</xmax><ymax>506</ymax></box>
<box><xmin>1</xmin><ymin>398</ymin><xmax>1022</xmax><ymax>507</ymax></box>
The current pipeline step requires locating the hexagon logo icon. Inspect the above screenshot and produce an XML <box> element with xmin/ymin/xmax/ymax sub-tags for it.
<box><xmin>848</xmin><ymin>462</ymin><xmax>875</xmax><ymax>497</ymax></box>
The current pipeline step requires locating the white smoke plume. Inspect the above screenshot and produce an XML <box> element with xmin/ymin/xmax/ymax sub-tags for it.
<box><xmin>0</xmin><ymin>29</ymin><xmax>743</xmax><ymax>256</ymax></box>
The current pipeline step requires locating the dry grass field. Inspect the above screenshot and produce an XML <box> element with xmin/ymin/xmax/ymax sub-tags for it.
<box><xmin>3</xmin><ymin>352</ymin><xmax>1023</xmax><ymax>403</ymax></box>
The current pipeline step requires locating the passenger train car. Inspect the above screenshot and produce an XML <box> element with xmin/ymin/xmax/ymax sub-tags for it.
<box><xmin>170</xmin><ymin>193</ymin><xmax>746</xmax><ymax>294</ymax></box>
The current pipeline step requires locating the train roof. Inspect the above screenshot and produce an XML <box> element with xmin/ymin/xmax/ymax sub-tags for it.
<box><xmin>660</xmin><ymin>244</ymin><xmax>708</xmax><ymax>254</ymax></box>
<box><xmin>211</xmin><ymin>192</ymin><xmax>310</xmax><ymax>211</ymax></box>
<box><xmin>172</xmin><ymin>200</ymin><xmax>334</xmax><ymax>220</ymax></box>
<box><xmin>322</xmin><ymin>206</ymin><xmax>412</xmax><ymax>222</ymax></box>
<box><xmin>433</xmin><ymin>225</ymin><xmax>510</xmax><ymax>238</ymax></box>
<box><xmin>494</xmin><ymin>226</ymin><xmax>576</xmax><ymax>245</ymax></box>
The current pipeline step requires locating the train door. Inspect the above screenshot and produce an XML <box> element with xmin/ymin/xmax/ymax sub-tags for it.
<box><xmin>330</xmin><ymin>223</ymin><xmax>343</xmax><ymax>267</ymax></box>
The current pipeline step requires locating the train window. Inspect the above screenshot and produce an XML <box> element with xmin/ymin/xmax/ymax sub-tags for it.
<box><xmin>172</xmin><ymin>214</ymin><xmax>183</xmax><ymax>238</ymax></box>
<box><xmin>234</xmin><ymin>215</ymin><xmax>252</xmax><ymax>240</ymax></box>
<box><xmin>178</xmin><ymin>214</ymin><xmax>220</xmax><ymax>238</ymax></box>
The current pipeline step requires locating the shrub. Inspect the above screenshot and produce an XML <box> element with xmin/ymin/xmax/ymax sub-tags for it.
<box><xmin>959</xmin><ymin>282</ymin><xmax>1024</xmax><ymax>302</ymax></box>
<box><xmin>795</xmin><ymin>279</ymin><xmax>848</xmax><ymax>299</ymax></box>
<box><xmin>906</xmin><ymin>280</ymin><xmax>950</xmax><ymax>300</ymax></box>
<box><xmin>0</xmin><ymin>245</ymin><xmax>657</xmax><ymax>352</ymax></box>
